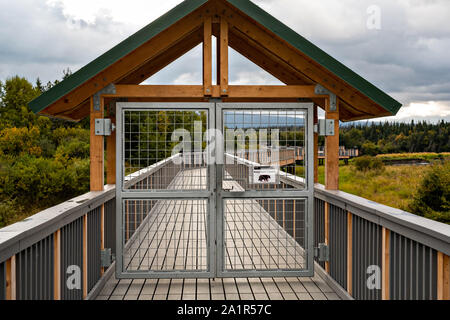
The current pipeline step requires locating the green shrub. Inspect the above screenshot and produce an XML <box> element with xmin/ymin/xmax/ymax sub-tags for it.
<box><xmin>361</xmin><ymin>141</ymin><xmax>380</xmax><ymax>156</ymax></box>
<box><xmin>409</xmin><ymin>162</ymin><xmax>450</xmax><ymax>223</ymax></box>
<box><xmin>353</xmin><ymin>156</ymin><xmax>385</xmax><ymax>172</ymax></box>
<box><xmin>0</xmin><ymin>156</ymin><xmax>90</xmax><ymax>208</ymax></box>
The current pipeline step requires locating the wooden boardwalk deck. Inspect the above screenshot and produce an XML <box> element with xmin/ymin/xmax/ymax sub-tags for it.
<box><xmin>97</xmin><ymin>168</ymin><xmax>341</xmax><ymax>300</ymax></box>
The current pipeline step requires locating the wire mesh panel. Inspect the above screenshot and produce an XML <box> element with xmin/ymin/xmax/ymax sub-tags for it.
<box><xmin>218</xmin><ymin>103</ymin><xmax>314</xmax><ymax>277</ymax></box>
<box><xmin>122</xmin><ymin>109</ymin><xmax>209</xmax><ymax>191</ymax></box>
<box><xmin>123</xmin><ymin>199</ymin><xmax>208</xmax><ymax>273</ymax></box>
<box><xmin>224</xmin><ymin>198</ymin><xmax>307</xmax><ymax>272</ymax></box>
<box><xmin>223</xmin><ymin>109</ymin><xmax>306</xmax><ymax>190</ymax></box>
<box><xmin>117</xmin><ymin>103</ymin><xmax>214</xmax><ymax>279</ymax></box>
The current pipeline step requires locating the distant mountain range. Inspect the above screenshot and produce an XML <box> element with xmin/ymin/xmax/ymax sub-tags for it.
<box><xmin>224</xmin><ymin>112</ymin><xmax>305</xmax><ymax>128</ymax></box>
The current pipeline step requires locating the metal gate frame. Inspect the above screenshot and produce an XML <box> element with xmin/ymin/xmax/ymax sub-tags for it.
<box><xmin>115</xmin><ymin>102</ymin><xmax>314</xmax><ymax>279</ymax></box>
<box><xmin>215</xmin><ymin>102</ymin><xmax>315</xmax><ymax>278</ymax></box>
<box><xmin>115</xmin><ymin>102</ymin><xmax>216</xmax><ymax>279</ymax></box>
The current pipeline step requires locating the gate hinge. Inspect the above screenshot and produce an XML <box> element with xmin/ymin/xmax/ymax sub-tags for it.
<box><xmin>101</xmin><ymin>248</ymin><xmax>113</xmax><ymax>268</ymax></box>
<box><xmin>314</xmin><ymin>243</ymin><xmax>329</xmax><ymax>262</ymax></box>
<box><xmin>317</xmin><ymin>119</ymin><xmax>335</xmax><ymax>136</ymax></box>
<box><xmin>95</xmin><ymin>118</ymin><xmax>115</xmax><ymax>136</ymax></box>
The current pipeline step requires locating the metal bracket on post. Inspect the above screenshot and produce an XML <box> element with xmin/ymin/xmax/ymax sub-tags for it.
<box><xmin>95</xmin><ymin>118</ymin><xmax>115</xmax><ymax>136</ymax></box>
<box><xmin>315</xmin><ymin>84</ymin><xmax>337</xmax><ymax>112</ymax></box>
<box><xmin>314</xmin><ymin>243</ymin><xmax>329</xmax><ymax>262</ymax></box>
<box><xmin>93</xmin><ymin>84</ymin><xmax>116</xmax><ymax>111</ymax></box>
<box><xmin>101</xmin><ymin>248</ymin><xmax>113</xmax><ymax>268</ymax></box>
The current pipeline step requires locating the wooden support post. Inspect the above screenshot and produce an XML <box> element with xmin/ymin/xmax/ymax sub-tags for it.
<box><xmin>5</xmin><ymin>255</ymin><xmax>16</xmax><ymax>300</ymax></box>
<box><xmin>325</xmin><ymin>202</ymin><xmax>330</xmax><ymax>273</ymax></box>
<box><xmin>82</xmin><ymin>214</ymin><xmax>88</xmax><ymax>299</ymax></box>
<box><xmin>347</xmin><ymin>211</ymin><xmax>353</xmax><ymax>295</ymax></box>
<box><xmin>382</xmin><ymin>227</ymin><xmax>390</xmax><ymax>300</ymax></box>
<box><xmin>325</xmin><ymin>98</ymin><xmax>339</xmax><ymax>190</ymax></box>
<box><xmin>54</xmin><ymin>229</ymin><xmax>61</xmax><ymax>300</ymax></box>
<box><xmin>90</xmin><ymin>96</ymin><xmax>104</xmax><ymax>191</ymax></box>
<box><xmin>314</xmin><ymin>105</ymin><xmax>319</xmax><ymax>183</ymax></box>
<box><xmin>438</xmin><ymin>252</ymin><xmax>450</xmax><ymax>300</ymax></box>
<box><xmin>106</xmin><ymin>101</ymin><xmax>116</xmax><ymax>185</ymax></box>
<box><xmin>219</xmin><ymin>18</ymin><xmax>229</xmax><ymax>96</ymax></box>
<box><xmin>203</xmin><ymin>16</ymin><xmax>212</xmax><ymax>96</ymax></box>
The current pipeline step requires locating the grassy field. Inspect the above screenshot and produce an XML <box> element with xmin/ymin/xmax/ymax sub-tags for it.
<box><xmin>316</xmin><ymin>161</ymin><xmax>431</xmax><ymax>212</ymax></box>
<box><xmin>376</xmin><ymin>152</ymin><xmax>450</xmax><ymax>161</ymax></box>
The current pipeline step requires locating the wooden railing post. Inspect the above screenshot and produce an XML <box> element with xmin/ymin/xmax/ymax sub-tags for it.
<box><xmin>438</xmin><ymin>252</ymin><xmax>450</xmax><ymax>300</ymax></box>
<box><xmin>5</xmin><ymin>255</ymin><xmax>16</xmax><ymax>300</ymax></box>
<box><xmin>382</xmin><ymin>227</ymin><xmax>390</xmax><ymax>300</ymax></box>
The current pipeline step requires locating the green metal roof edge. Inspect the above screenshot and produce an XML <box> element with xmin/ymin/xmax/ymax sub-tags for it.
<box><xmin>227</xmin><ymin>0</ymin><xmax>402</xmax><ymax>115</ymax></box>
<box><xmin>29</xmin><ymin>0</ymin><xmax>208</xmax><ymax>114</ymax></box>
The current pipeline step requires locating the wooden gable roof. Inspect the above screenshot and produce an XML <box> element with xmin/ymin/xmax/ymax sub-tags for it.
<box><xmin>29</xmin><ymin>0</ymin><xmax>401</xmax><ymax>121</ymax></box>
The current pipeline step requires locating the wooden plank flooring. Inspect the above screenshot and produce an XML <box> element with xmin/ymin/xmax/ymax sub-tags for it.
<box><xmin>97</xmin><ymin>275</ymin><xmax>340</xmax><ymax>300</ymax></box>
<box><xmin>98</xmin><ymin>168</ymin><xmax>340</xmax><ymax>300</ymax></box>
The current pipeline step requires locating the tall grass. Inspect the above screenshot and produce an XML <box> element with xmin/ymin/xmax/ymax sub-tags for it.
<box><xmin>317</xmin><ymin>163</ymin><xmax>428</xmax><ymax>211</ymax></box>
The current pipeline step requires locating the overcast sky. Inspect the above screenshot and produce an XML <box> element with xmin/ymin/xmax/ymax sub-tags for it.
<box><xmin>0</xmin><ymin>0</ymin><xmax>449</xmax><ymax>122</ymax></box>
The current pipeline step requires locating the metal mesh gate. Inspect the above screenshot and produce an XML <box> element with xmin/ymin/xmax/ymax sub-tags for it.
<box><xmin>116</xmin><ymin>102</ymin><xmax>314</xmax><ymax>279</ymax></box>
<box><xmin>116</xmin><ymin>103</ymin><xmax>215</xmax><ymax>278</ymax></box>
<box><xmin>217</xmin><ymin>103</ymin><xmax>314</xmax><ymax>277</ymax></box>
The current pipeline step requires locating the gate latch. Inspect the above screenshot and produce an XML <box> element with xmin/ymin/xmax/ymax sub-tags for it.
<box><xmin>314</xmin><ymin>243</ymin><xmax>329</xmax><ymax>262</ymax></box>
<box><xmin>95</xmin><ymin>119</ymin><xmax>115</xmax><ymax>136</ymax></box>
<box><xmin>101</xmin><ymin>248</ymin><xmax>113</xmax><ymax>268</ymax></box>
<box><xmin>316</xmin><ymin>119</ymin><xmax>335</xmax><ymax>136</ymax></box>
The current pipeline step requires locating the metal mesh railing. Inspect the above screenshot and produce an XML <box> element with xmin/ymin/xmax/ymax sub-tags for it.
<box><xmin>390</xmin><ymin>231</ymin><xmax>437</xmax><ymax>300</ymax></box>
<box><xmin>15</xmin><ymin>234</ymin><xmax>55</xmax><ymax>300</ymax></box>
